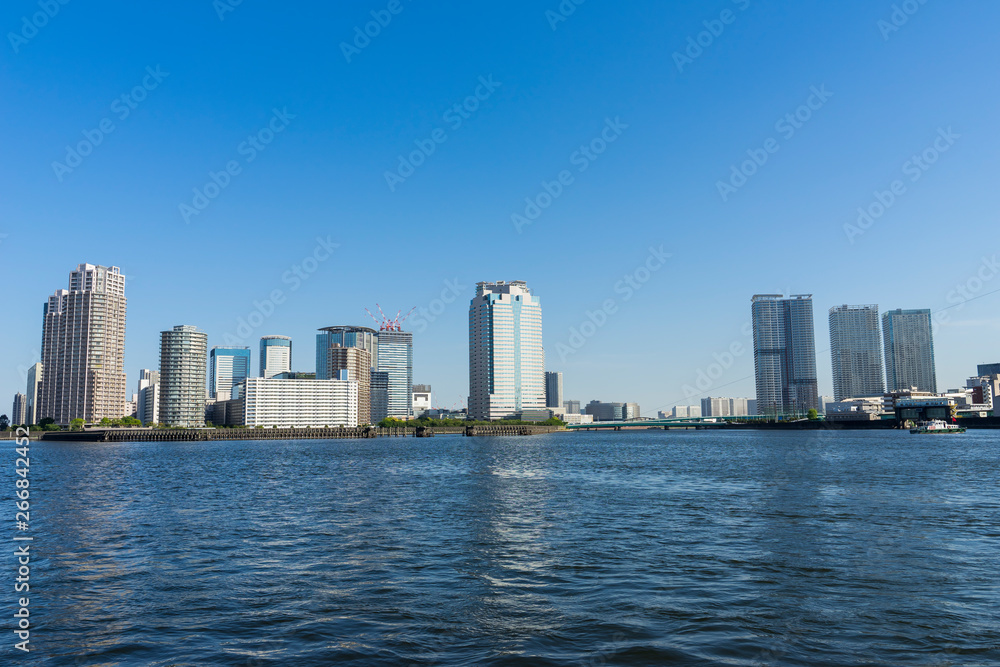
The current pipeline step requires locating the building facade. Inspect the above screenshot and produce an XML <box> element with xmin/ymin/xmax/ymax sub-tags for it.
<box><xmin>371</xmin><ymin>371</ymin><xmax>389</xmax><ymax>423</ymax></box>
<box><xmin>137</xmin><ymin>369</ymin><xmax>160</xmax><ymax>425</ymax></box>
<box><xmin>38</xmin><ymin>263</ymin><xmax>127</xmax><ymax>424</ymax></box>
<box><xmin>210</xmin><ymin>346</ymin><xmax>251</xmax><ymax>400</ymax></box>
<box><xmin>259</xmin><ymin>335</ymin><xmax>292</xmax><ymax>379</ymax></box>
<box><xmin>585</xmin><ymin>401</ymin><xmax>640</xmax><ymax>421</ymax></box>
<box><xmin>11</xmin><ymin>394</ymin><xmax>27</xmax><ymax>425</ymax></box>
<box><xmin>882</xmin><ymin>309</ymin><xmax>937</xmax><ymax>393</ymax></box>
<box><xmin>326</xmin><ymin>345</ymin><xmax>372</xmax><ymax>425</ymax></box>
<box><xmin>468</xmin><ymin>281</ymin><xmax>545</xmax><ymax>420</ymax></box>
<box><xmin>545</xmin><ymin>371</ymin><xmax>563</xmax><ymax>409</ymax></box>
<box><xmin>563</xmin><ymin>400</ymin><xmax>581</xmax><ymax>415</ymax></box>
<box><xmin>229</xmin><ymin>377</ymin><xmax>358</xmax><ymax>428</ymax></box>
<box><xmin>977</xmin><ymin>363</ymin><xmax>1000</xmax><ymax>377</ymax></box>
<box><xmin>752</xmin><ymin>294</ymin><xmax>819</xmax><ymax>415</ymax></box>
<box><xmin>316</xmin><ymin>327</ymin><xmax>378</xmax><ymax>379</ymax></box>
<box><xmin>829</xmin><ymin>304</ymin><xmax>885</xmax><ymax>401</ymax></box>
<box><xmin>158</xmin><ymin>325</ymin><xmax>208</xmax><ymax>427</ymax></box>
<box><xmin>378</xmin><ymin>330</ymin><xmax>413</xmax><ymax>418</ymax></box>
<box><xmin>25</xmin><ymin>362</ymin><xmax>42</xmax><ymax>425</ymax></box>
<box><xmin>412</xmin><ymin>384</ymin><xmax>432</xmax><ymax>416</ymax></box>
<box><xmin>671</xmin><ymin>405</ymin><xmax>703</xmax><ymax>418</ymax></box>
<box><xmin>700</xmin><ymin>397</ymin><xmax>753</xmax><ymax>417</ymax></box>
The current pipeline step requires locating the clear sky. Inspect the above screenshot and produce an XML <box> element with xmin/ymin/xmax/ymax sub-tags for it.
<box><xmin>2</xmin><ymin>0</ymin><xmax>999</xmax><ymax>417</ymax></box>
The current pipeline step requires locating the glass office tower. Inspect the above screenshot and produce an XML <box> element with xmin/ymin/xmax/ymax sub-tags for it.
<box><xmin>378</xmin><ymin>331</ymin><xmax>413</xmax><ymax>419</ymax></box>
<box><xmin>315</xmin><ymin>327</ymin><xmax>378</xmax><ymax>379</ymax></box>
<box><xmin>259</xmin><ymin>335</ymin><xmax>292</xmax><ymax>379</ymax></box>
<box><xmin>468</xmin><ymin>281</ymin><xmax>545</xmax><ymax>420</ymax></box>
<box><xmin>210</xmin><ymin>346</ymin><xmax>251</xmax><ymax>400</ymax></box>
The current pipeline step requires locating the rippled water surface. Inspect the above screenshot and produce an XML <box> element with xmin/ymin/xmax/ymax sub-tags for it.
<box><xmin>7</xmin><ymin>430</ymin><xmax>1000</xmax><ymax>665</ymax></box>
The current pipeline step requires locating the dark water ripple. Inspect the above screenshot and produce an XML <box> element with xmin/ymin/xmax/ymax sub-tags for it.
<box><xmin>3</xmin><ymin>429</ymin><xmax>1000</xmax><ymax>665</ymax></box>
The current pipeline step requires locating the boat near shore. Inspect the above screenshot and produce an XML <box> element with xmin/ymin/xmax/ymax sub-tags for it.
<box><xmin>909</xmin><ymin>419</ymin><xmax>966</xmax><ymax>434</ymax></box>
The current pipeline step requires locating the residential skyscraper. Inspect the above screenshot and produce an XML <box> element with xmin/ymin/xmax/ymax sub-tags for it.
<box><xmin>158</xmin><ymin>325</ymin><xmax>208</xmax><ymax>427</ymax></box>
<box><xmin>751</xmin><ymin>294</ymin><xmax>819</xmax><ymax>415</ymax></box>
<box><xmin>378</xmin><ymin>330</ymin><xmax>413</xmax><ymax>418</ymax></box>
<box><xmin>883</xmin><ymin>309</ymin><xmax>937</xmax><ymax>393</ymax></box>
<box><xmin>12</xmin><ymin>394</ymin><xmax>27</xmax><ymax>425</ymax></box>
<box><xmin>25</xmin><ymin>362</ymin><xmax>42</xmax><ymax>425</ymax></box>
<box><xmin>315</xmin><ymin>327</ymin><xmax>378</xmax><ymax>379</ymax></box>
<box><xmin>38</xmin><ymin>263</ymin><xmax>127</xmax><ymax>425</ymax></box>
<box><xmin>545</xmin><ymin>371</ymin><xmax>563</xmax><ymax>408</ymax></box>
<box><xmin>327</xmin><ymin>345</ymin><xmax>372</xmax><ymax>425</ymax></box>
<box><xmin>259</xmin><ymin>335</ymin><xmax>292</xmax><ymax>379</ymax></box>
<box><xmin>468</xmin><ymin>281</ymin><xmax>545</xmax><ymax>420</ymax></box>
<box><xmin>137</xmin><ymin>369</ymin><xmax>160</xmax><ymax>426</ymax></box>
<box><xmin>210</xmin><ymin>346</ymin><xmax>251</xmax><ymax>400</ymax></box>
<box><xmin>829</xmin><ymin>305</ymin><xmax>886</xmax><ymax>401</ymax></box>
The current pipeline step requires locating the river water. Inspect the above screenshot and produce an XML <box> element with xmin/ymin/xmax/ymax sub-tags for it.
<box><xmin>6</xmin><ymin>429</ymin><xmax>1000</xmax><ymax>665</ymax></box>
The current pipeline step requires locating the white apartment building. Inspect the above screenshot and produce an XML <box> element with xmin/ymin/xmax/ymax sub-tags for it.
<box><xmin>159</xmin><ymin>325</ymin><xmax>208</xmax><ymax>427</ymax></box>
<box><xmin>137</xmin><ymin>369</ymin><xmax>160</xmax><ymax>425</ymax></box>
<box><xmin>234</xmin><ymin>377</ymin><xmax>358</xmax><ymax>428</ymax></box>
<box><xmin>39</xmin><ymin>264</ymin><xmax>127</xmax><ymax>424</ymax></box>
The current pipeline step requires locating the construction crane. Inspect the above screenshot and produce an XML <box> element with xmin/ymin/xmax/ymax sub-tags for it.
<box><xmin>365</xmin><ymin>305</ymin><xmax>417</xmax><ymax>331</ymax></box>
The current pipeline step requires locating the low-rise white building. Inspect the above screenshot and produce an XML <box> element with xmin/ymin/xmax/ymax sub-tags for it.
<box><xmin>826</xmin><ymin>397</ymin><xmax>883</xmax><ymax>421</ymax></box>
<box><xmin>562</xmin><ymin>413</ymin><xmax>594</xmax><ymax>425</ymax></box>
<box><xmin>229</xmin><ymin>377</ymin><xmax>358</xmax><ymax>428</ymax></box>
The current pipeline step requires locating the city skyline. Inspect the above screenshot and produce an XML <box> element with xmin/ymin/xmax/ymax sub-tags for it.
<box><xmin>6</xmin><ymin>260</ymin><xmax>1000</xmax><ymax>423</ymax></box>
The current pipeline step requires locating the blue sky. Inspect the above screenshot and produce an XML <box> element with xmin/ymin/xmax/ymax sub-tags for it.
<box><xmin>2</xmin><ymin>0</ymin><xmax>999</xmax><ymax>416</ymax></box>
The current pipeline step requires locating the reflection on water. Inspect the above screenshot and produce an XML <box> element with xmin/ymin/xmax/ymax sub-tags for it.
<box><xmin>8</xmin><ymin>430</ymin><xmax>1000</xmax><ymax>666</ymax></box>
